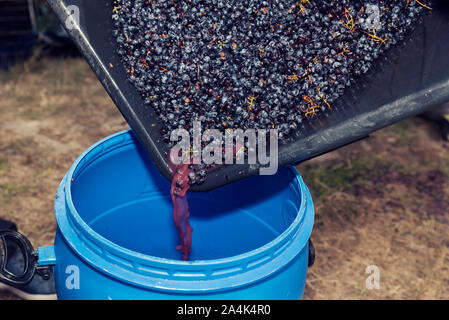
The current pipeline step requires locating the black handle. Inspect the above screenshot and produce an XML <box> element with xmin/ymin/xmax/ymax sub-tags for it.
<box><xmin>308</xmin><ymin>239</ymin><xmax>315</xmax><ymax>267</ymax></box>
<box><xmin>0</xmin><ymin>230</ymin><xmax>52</xmax><ymax>286</ymax></box>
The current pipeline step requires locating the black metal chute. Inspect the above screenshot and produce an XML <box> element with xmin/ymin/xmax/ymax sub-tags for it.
<box><xmin>46</xmin><ymin>0</ymin><xmax>449</xmax><ymax>191</ymax></box>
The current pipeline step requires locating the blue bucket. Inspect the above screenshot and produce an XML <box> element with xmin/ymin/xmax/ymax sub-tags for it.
<box><xmin>36</xmin><ymin>130</ymin><xmax>314</xmax><ymax>299</ymax></box>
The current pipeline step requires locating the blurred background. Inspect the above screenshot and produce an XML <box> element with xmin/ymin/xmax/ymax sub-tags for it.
<box><xmin>0</xmin><ymin>0</ymin><xmax>448</xmax><ymax>299</ymax></box>
<box><xmin>0</xmin><ymin>0</ymin><xmax>78</xmax><ymax>70</ymax></box>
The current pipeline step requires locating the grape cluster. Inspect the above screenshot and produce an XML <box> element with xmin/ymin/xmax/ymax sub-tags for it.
<box><xmin>112</xmin><ymin>0</ymin><xmax>431</xmax><ymax>161</ymax></box>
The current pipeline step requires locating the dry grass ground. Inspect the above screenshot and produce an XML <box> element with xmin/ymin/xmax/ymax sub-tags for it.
<box><xmin>300</xmin><ymin>119</ymin><xmax>449</xmax><ymax>299</ymax></box>
<box><xmin>0</xmin><ymin>57</ymin><xmax>448</xmax><ymax>299</ymax></box>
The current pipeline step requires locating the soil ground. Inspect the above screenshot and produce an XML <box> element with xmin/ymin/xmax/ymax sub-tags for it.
<box><xmin>0</xmin><ymin>57</ymin><xmax>448</xmax><ymax>299</ymax></box>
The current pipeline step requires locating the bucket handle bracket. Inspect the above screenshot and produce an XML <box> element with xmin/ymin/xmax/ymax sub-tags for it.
<box><xmin>308</xmin><ymin>239</ymin><xmax>315</xmax><ymax>268</ymax></box>
<box><xmin>0</xmin><ymin>230</ymin><xmax>52</xmax><ymax>286</ymax></box>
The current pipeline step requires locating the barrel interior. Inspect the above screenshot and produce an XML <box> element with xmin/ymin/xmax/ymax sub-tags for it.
<box><xmin>69</xmin><ymin>138</ymin><xmax>301</xmax><ymax>261</ymax></box>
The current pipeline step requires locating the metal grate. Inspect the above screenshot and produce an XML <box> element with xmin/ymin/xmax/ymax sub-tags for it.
<box><xmin>0</xmin><ymin>0</ymin><xmax>35</xmax><ymax>42</ymax></box>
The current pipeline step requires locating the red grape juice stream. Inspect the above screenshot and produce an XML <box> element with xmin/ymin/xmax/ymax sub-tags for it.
<box><xmin>170</xmin><ymin>164</ymin><xmax>193</xmax><ymax>261</ymax></box>
<box><xmin>169</xmin><ymin>141</ymin><xmax>245</xmax><ymax>260</ymax></box>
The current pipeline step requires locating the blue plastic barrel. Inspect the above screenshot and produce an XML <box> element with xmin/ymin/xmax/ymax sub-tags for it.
<box><xmin>37</xmin><ymin>130</ymin><xmax>314</xmax><ymax>299</ymax></box>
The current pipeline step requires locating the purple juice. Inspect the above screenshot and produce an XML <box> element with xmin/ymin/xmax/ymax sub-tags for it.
<box><xmin>170</xmin><ymin>164</ymin><xmax>193</xmax><ymax>261</ymax></box>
